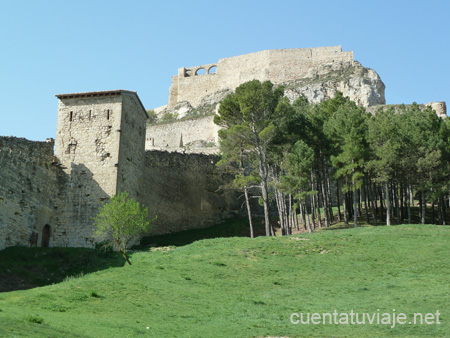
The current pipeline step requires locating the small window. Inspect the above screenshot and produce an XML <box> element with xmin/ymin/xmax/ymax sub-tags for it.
<box><xmin>89</xmin><ymin>110</ymin><xmax>92</xmax><ymax>121</ymax></box>
<box><xmin>69</xmin><ymin>111</ymin><xmax>73</xmax><ymax>122</ymax></box>
<box><xmin>107</xmin><ymin>109</ymin><xmax>110</xmax><ymax>120</ymax></box>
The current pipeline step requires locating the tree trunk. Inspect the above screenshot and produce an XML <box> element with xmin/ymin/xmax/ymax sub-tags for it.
<box><xmin>400</xmin><ymin>183</ymin><xmax>405</xmax><ymax>220</ymax></box>
<box><xmin>407</xmin><ymin>184</ymin><xmax>412</xmax><ymax>224</ymax></box>
<box><xmin>320</xmin><ymin>177</ymin><xmax>330</xmax><ymax>227</ymax></box>
<box><xmin>393</xmin><ymin>182</ymin><xmax>400</xmax><ymax>224</ymax></box>
<box><xmin>385</xmin><ymin>182</ymin><xmax>391</xmax><ymax>226</ymax></box>
<box><xmin>261</xmin><ymin>181</ymin><xmax>271</xmax><ymax>236</ymax></box>
<box><xmin>369</xmin><ymin>180</ymin><xmax>378</xmax><ymax>225</ymax></box>
<box><xmin>353</xmin><ymin>187</ymin><xmax>358</xmax><ymax>228</ymax></box>
<box><xmin>432</xmin><ymin>200</ymin><xmax>435</xmax><ymax>225</ymax></box>
<box><xmin>421</xmin><ymin>190</ymin><xmax>426</xmax><ymax>224</ymax></box>
<box><xmin>443</xmin><ymin>195</ymin><xmax>447</xmax><ymax>225</ymax></box>
<box><xmin>379</xmin><ymin>185</ymin><xmax>384</xmax><ymax>220</ymax></box>
<box><xmin>244</xmin><ymin>186</ymin><xmax>254</xmax><ymax>238</ymax></box>
<box><xmin>336</xmin><ymin>181</ymin><xmax>342</xmax><ymax>222</ymax></box>
<box><xmin>304</xmin><ymin>203</ymin><xmax>312</xmax><ymax>233</ymax></box>
<box><xmin>343</xmin><ymin>191</ymin><xmax>349</xmax><ymax>226</ymax></box>
<box><xmin>363</xmin><ymin>178</ymin><xmax>370</xmax><ymax>223</ymax></box>
<box><xmin>326</xmin><ymin>172</ymin><xmax>334</xmax><ymax>222</ymax></box>
<box><xmin>352</xmin><ymin>166</ymin><xmax>358</xmax><ymax>228</ymax></box>
<box><xmin>274</xmin><ymin>190</ymin><xmax>284</xmax><ymax>235</ymax></box>
<box><xmin>121</xmin><ymin>250</ymin><xmax>132</xmax><ymax>265</ymax></box>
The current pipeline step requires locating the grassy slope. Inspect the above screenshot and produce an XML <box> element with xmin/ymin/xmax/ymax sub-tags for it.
<box><xmin>0</xmin><ymin>224</ymin><xmax>449</xmax><ymax>338</ymax></box>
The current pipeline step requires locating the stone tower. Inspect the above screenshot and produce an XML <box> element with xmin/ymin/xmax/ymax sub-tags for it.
<box><xmin>54</xmin><ymin>90</ymin><xmax>148</xmax><ymax>247</ymax></box>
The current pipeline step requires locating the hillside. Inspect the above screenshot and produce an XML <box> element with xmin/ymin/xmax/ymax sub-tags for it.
<box><xmin>0</xmin><ymin>224</ymin><xmax>449</xmax><ymax>337</ymax></box>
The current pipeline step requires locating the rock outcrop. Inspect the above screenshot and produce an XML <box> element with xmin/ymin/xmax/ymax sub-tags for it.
<box><xmin>146</xmin><ymin>55</ymin><xmax>386</xmax><ymax>154</ymax></box>
<box><xmin>283</xmin><ymin>60</ymin><xmax>385</xmax><ymax>107</ymax></box>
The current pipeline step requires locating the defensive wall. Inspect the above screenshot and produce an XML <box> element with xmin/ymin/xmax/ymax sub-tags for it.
<box><xmin>168</xmin><ymin>46</ymin><xmax>353</xmax><ymax>108</ymax></box>
<box><xmin>0</xmin><ymin>137</ymin><xmax>62</xmax><ymax>249</ymax></box>
<box><xmin>366</xmin><ymin>101</ymin><xmax>447</xmax><ymax>117</ymax></box>
<box><xmin>143</xmin><ymin>150</ymin><xmax>239</xmax><ymax>235</ymax></box>
<box><xmin>0</xmin><ymin>90</ymin><xmax>237</xmax><ymax>250</ymax></box>
<box><xmin>1</xmin><ymin>46</ymin><xmax>448</xmax><ymax>250</ymax></box>
<box><xmin>145</xmin><ymin>115</ymin><xmax>219</xmax><ymax>153</ymax></box>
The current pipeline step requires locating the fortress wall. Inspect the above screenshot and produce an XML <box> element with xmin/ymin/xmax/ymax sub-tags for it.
<box><xmin>168</xmin><ymin>46</ymin><xmax>354</xmax><ymax>108</ymax></box>
<box><xmin>54</xmin><ymin>94</ymin><xmax>124</xmax><ymax>247</ymax></box>
<box><xmin>145</xmin><ymin>115</ymin><xmax>219</xmax><ymax>151</ymax></box>
<box><xmin>116</xmin><ymin>93</ymin><xmax>148</xmax><ymax>203</ymax></box>
<box><xmin>142</xmin><ymin>150</ymin><xmax>239</xmax><ymax>235</ymax></box>
<box><xmin>55</xmin><ymin>95</ymin><xmax>123</xmax><ymax>197</ymax></box>
<box><xmin>0</xmin><ymin>137</ymin><xmax>61</xmax><ymax>250</ymax></box>
<box><xmin>366</xmin><ymin>102</ymin><xmax>447</xmax><ymax>117</ymax></box>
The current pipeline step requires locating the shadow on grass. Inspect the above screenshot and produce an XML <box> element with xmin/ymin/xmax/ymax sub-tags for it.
<box><xmin>0</xmin><ymin>246</ymin><xmax>126</xmax><ymax>292</ymax></box>
<box><xmin>135</xmin><ymin>218</ymin><xmax>267</xmax><ymax>250</ymax></box>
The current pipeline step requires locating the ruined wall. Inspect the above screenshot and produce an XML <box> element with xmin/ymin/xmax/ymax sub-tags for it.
<box><xmin>0</xmin><ymin>137</ymin><xmax>62</xmax><ymax>250</ymax></box>
<box><xmin>145</xmin><ymin>115</ymin><xmax>219</xmax><ymax>153</ymax></box>
<box><xmin>142</xmin><ymin>150</ymin><xmax>239</xmax><ymax>235</ymax></box>
<box><xmin>168</xmin><ymin>46</ymin><xmax>354</xmax><ymax>108</ymax></box>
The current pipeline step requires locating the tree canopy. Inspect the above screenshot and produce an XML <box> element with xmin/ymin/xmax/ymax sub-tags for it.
<box><xmin>93</xmin><ymin>192</ymin><xmax>155</xmax><ymax>265</ymax></box>
<box><xmin>215</xmin><ymin>80</ymin><xmax>450</xmax><ymax>236</ymax></box>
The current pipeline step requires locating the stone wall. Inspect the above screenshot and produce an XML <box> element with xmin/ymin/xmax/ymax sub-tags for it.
<box><xmin>0</xmin><ymin>137</ymin><xmax>61</xmax><ymax>250</ymax></box>
<box><xmin>54</xmin><ymin>90</ymin><xmax>148</xmax><ymax>247</ymax></box>
<box><xmin>168</xmin><ymin>46</ymin><xmax>354</xmax><ymax>108</ymax></box>
<box><xmin>54</xmin><ymin>92</ymin><xmax>123</xmax><ymax>247</ymax></box>
<box><xmin>366</xmin><ymin>101</ymin><xmax>447</xmax><ymax>117</ymax></box>
<box><xmin>116</xmin><ymin>93</ymin><xmax>148</xmax><ymax>203</ymax></box>
<box><xmin>145</xmin><ymin>115</ymin><xmax>219</xmax><ymax>153</ymax></box>
<box><xmin>142</xmin><ymin>150</ymin><xmax>239</xmax><ymax>235</ymax></box>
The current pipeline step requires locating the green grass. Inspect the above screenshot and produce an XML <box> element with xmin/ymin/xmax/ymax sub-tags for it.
<box><xmin>0</xmin><ymin>224</ymin><xmax>449</xmax><ymax>337</ymax></box>
<box><xmin>137</xmin><ymin>217</ymin><xmax>266</xmax><ymax>248</ymax></box>
<box><xmin>0</xmin><ymin>246</ymin><xmax>125</xmax><ymax>292</ymax></box>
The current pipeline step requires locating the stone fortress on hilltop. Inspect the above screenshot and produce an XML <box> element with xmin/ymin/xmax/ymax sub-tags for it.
<box><xmin>0</xmin><ymin>46</ymin><xmax>447</xmax><ymax>250</ymax></box>
<box><xmin>145</xmin><ymin>46</ymin><xmax>445</xmax><ymax>154</ymax></box>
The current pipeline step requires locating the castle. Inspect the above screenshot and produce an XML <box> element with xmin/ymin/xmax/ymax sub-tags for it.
<box><xmin>0</xmin><ymin>46</ymin><xmax>446</xmax><ymax>249</ymax></box>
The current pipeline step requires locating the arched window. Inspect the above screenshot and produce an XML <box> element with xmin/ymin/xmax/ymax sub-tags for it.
<box><xmin>42</xmin><ymin>224</ymin><xmax>51</xmax><ymax>247</ymax></box>
<box><xmin>208</xmin><ymin>66</ymin><xmax>217</xmax><ymax>74</ymax></box>
<box><xmin>195</xmin><ymin>68</ymin><xmax>206</xmax><ymax>76</ymax></box>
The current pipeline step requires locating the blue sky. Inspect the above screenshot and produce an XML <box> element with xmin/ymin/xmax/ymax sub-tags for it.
<box><xmin>0</xmin><ymin>0</ymin><xmax>448</xmax><ymax>141</ymax></box>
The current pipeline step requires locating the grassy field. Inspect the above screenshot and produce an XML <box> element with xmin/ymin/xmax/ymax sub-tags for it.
<box><xmin>0</xmin><ymin>223</ymin><xmax>449</xmax><ymax>337</ymax></box>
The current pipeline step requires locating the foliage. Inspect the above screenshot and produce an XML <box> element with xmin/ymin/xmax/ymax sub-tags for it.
<box><xmin>161</xmin><ymin>112</ymin><xmax>178</xmax><ymax>122</ymax></box>
<box><xmin>215</xmin><ymin>80</ymin><xmax>285</xmax><ymax>236</ymax></box>
<box><xmin>93</xmin><ymin>192</ymin><xmax>155</xmax><ymax>265</ymax></box>
<box><xmin>146</xmin><ymin>109</ymin><xmax>158</xmax><ymax>124</ymax></box>
<box><xmin>216</xmin><ymin>85</ymin><xmax>450</xmax><ymax>231</ymax></box>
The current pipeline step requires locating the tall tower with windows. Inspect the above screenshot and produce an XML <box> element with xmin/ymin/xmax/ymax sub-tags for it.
<box><xmin>54</xmin><ymin>90</ymin><xmax>148</xmax><ymax>247</ymax></box>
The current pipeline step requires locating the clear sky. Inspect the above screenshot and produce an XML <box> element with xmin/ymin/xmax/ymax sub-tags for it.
<box><xmin>0</xmin><ymin>0</ymin><xmax>448</xmax><ymax>141</ymax></box>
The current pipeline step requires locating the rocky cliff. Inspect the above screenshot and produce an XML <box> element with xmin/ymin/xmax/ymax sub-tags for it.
<box><xmin>146</xmin><ymin>60</ymin><xmax>385</xmax><ymax>154</ymax></box>
<box><xmin>282</xmin><ymin>60</ymin><xmax>385</xmax><ymax>107</ymax></box>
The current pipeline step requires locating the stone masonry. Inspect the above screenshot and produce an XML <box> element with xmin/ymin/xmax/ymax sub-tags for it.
<box><xmin>147</xmin><ymin>46</ymin><xmax>387</xmax><ymax>154</ymax></box>
<box><xmin>147</xmin><ymin>46</ymin><xmax>446</xmax><ymax>155</ymax></box>
<box><xmin>0</xmin><ymin>90</ymin><xmax>238</xmax><ymax>250</ymax></box>
<box><xmin>0</xmin><ymin>46</ymin><xmax>447</xmax><ymax>250</ymax></box>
